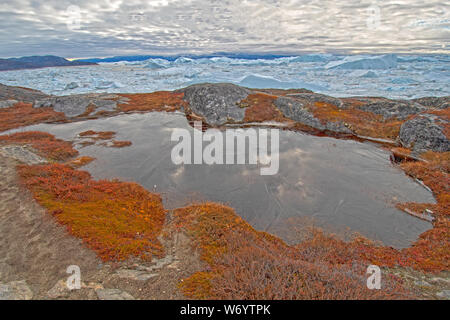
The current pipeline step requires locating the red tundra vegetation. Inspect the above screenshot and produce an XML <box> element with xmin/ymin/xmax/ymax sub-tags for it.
<box><xmin>173</xmin><ymin>202</ymin><xmax>414</xmax><ymax>299</ymax></box>
<box><xmin>118</xmin><ymin>91</ymin><xmax>187</xmax><ymax>113</ymax></box>
<box><xmin>241</xmin><ymin>93</ymin><xmax>286</xmax><ymax>123</ymax></box>
<box><xmin>0</xmin><ymin>102</ymin><xmax>66</xmax><ymax>132</ymax></box>
<box><xmin>78</xmin><ymin>130</ymin><xmax>116</xmax><ymax>140</ymax></box>
<box><xmin>17</xmin><ymin>163</ymin><xmax>166</xmax><ymax>261</ymax></box>
<box><xmin>110</xmin><ymin>140</ymin><xmax>132</xmax><ymax>148</ymax></box>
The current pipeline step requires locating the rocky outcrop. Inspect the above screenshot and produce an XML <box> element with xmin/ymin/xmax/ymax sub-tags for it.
<box><xmin>1</xmin><ymin>82</ymin><xmax>449</xmax><ymax>153</ymax></box>
<box><xmin>0</xmin><ymin>100</ymin><xmax>17</xmax><ymax>108</ymax></box>
<box><xmin>0</xmin><ymin>83</ymin><xmax>49</xmax><ymax>103</ymax></box>
<box><xmin>412</xmin><ymin>96</ymin><xmax>450</xmax><ymax>110</ymax></box>
<box><xmin>274</xmin><ymin>96</ymin><xmax>351</xmax><ymax>134</ymax></box>
<box><xmin>0</xmin><ymin>146</ymin><xmax>47</xmax><ymax>165</ymax></box>
<box><xmin>178</xmin><ymin>83</ymin><xmax>250</xmax><ymax>125</ymax></box>
<box><xmin>358</xmin><ymin>100</ymin><xmax>427</xmax><ymax>120</ymax></box>
<box><xmin>286</xmin><ymin>92</ymin><xmax>344</xmax><ymax>109</ymax></box>
<box><xmin>33</xmin><ymin>93</ymin><xmax>127</xmax><ymax>118</ymax></box>
<box><xmin>399</xmin><ymin>114</ymin><xmax>450</xmax><ymax>153</ymax></box>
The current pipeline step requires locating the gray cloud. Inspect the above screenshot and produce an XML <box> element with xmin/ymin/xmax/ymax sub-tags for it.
<box><xmin>0</xmin><ymin>0</ymin><xmax>448</xmax><ymax>58</ymax></box>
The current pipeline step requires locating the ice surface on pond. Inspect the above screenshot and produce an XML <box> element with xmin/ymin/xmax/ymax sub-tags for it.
<box><xmin>0</xmin><ymin>54</ymin><xmax>448</xmax><ymax>99</ymax></box>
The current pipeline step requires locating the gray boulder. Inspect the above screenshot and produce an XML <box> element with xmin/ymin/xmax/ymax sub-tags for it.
<box><xmin>399</xmin><ymin>114</ymin><xmax>450</xmax><ymax>153</ymax></box>
<box><xmin>178</xmin><ymin>83</ymin><xmax>250</xmax><ymax>125</ymax></box>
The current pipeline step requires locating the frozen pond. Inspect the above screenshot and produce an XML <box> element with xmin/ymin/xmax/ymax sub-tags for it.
<box><xmin>14</xmin><ymin>112</ymin><xmax>436</xmax><ymax>248</ymax></box>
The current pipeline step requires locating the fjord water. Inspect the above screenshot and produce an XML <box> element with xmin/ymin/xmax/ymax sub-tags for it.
<box><xmin>19</xmin><ymin>112</ymin><xmax>435</xmax><ymax>248</ymax></box>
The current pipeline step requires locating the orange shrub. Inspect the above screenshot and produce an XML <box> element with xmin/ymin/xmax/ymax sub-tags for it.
<box><xmin>110</xmin><ymin>140</ymin><xmax>132</xmax><ymax>148</ymax></box>
<box><xmin>118</xmin><ymin>92</ymin><xmax>187</xmax><ymax>113</ymax></box>
<box><xmin>241</xmin><ymin>93</ymin><xmax>286</xmax><ymax>123</ymax></box>
<box><xmin>174</xmin><ymin>203</ymin><xmax>412</xmax><ymax>299</ymax></box>
<box><xmin>0</xmin><ymin>102</ymin><xmax>65</xmax><ymax>132</ymax></box>
<box><xmin>18</xmin><ymin>163</ymin><xmax>166</xmax><ymax>261</ymax></box>
<box><xmin>78</xmin><ymin>130</ymin><xmax>116</xmax><ymax>140</ymax></box>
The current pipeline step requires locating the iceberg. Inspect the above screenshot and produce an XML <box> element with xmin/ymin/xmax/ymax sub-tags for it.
<box><xmin>391</xmin><ymin>77</ymin><xmax>418</xmax><ymax>84</ymax></box>
<box><xmin>325</xmin><ymin>54</ymin><xmax>398</xmax><ymax>70</ymax></box>
<box><xmin>94</xmin><ymin>80</ymin><xmax>123</xmax><ymax>89</ymax></box>
<box><xmin>289</xmin><ymin>54</ymin><xmax>331</xmax><ymax>63</ymax></box>
<box><xmin>238</xmin><ymin>74</ymin><xmax>326</xmax><ymax>91</ymax></box>
<box><xmin>143</xmin><ymin>59</ymin><xmax>170</xmax><ymax>69</ymax></box>
<box><xmin>174</xmin><ymin>57</ymin><xmax>194</xmax><ymax>65</ymax></box>
<box><xmin>360</xmin><ymin>71</ymin><xmax>378</xmax><ymax>78</ymax></box>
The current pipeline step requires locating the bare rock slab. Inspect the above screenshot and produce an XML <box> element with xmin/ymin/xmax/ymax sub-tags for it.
<box><xmin>0</xmin><ymin>280</ymin><xmax>33</xmax><ymax>300</ymax></box>
<box><xmin>96</xmin><ymin>288</ymin><xmax>135</xmax><ymax>300</ymax></box>
<box><xmin>115</xmin><ymin>269</ymin><xmax>158</xmax><ymax>281</ymax></box>
<box><xmin>0</xmin><ymin>145</ymin><xmax>47</xmax><ymax>165</ymax></box>
<box><xmin>33</xmin><ymin>93</ymin><xmax>124</xmax><ymax>118</ymax></box>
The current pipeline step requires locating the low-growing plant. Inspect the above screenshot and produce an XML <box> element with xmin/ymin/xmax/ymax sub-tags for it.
<box><xmin>174</xmin><ymin>202</ymin><xmax>414</xmax><ymax>300</ymax></box>
<box><xmin>18</xmin><ymin>163</ymin><xmax>166</xmax><ymax>261</ymax></box>
<box><xmin>0</xmin><ymin>102</ymin><xmax>65</xmax><ymax>132</ymax></box>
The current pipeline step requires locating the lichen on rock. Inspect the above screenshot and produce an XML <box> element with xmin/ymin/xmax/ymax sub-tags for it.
<box><xmin>179</xmin><ymin>83</ymin><xmax>250</xmax><ymax>125</ymax></box>
<box><xmin>399</xmin><ymin>114</ymin><xmax>450</xmax><ymax>153</ymax></box>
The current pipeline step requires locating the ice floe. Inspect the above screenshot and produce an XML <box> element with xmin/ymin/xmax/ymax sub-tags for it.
<box><xmin>0</xmin><ymin>54</ymin><xmax>448</xmax><ymax>99</ymax></box>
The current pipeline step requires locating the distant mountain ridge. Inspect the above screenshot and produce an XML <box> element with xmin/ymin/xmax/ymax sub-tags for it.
<box><xmin>76</xmin><ymin>52</ymin><xmax>295</xmax><ymax>63</ymax></box>
<box><xmin>0</xmin><ymin>55</ymin><xmax>97</xmax><ymax>71</ymax></box>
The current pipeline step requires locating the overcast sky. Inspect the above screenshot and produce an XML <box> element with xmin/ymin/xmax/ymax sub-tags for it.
<box><xmin>0</xmin><ymin>0</ymin><xmax>448</xmax><ymax>58</ymax></box>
